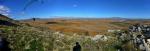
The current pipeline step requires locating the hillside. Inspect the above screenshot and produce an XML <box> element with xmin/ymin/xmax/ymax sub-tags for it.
<box><xmin>22</xmin><ymin>18</ymin><xmax>150</xmax><ymax>36</ymax></box>
<box><xmin>0</xmin><ymin>14</ymin><xmax>13</xmax><ymax>20</ymax></box>
<box><xmin>0</xmin><ymin>14</ymin><xmax>19</xmax><ymax>26</ymax></box>
<box><xmin>0</xmin><ymin>15</ymin><xmax>137</xmax><ymax>51</ymax></box>
<box><xmin>21</xmin><ymin>18</ymin><xmax>130</xmax><ymax>36</ymax></box>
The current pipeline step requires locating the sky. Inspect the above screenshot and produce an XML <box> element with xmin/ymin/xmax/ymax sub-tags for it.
<box><xmin>0</xmin><ymin>0</ymin><xmax>150</xmax><ymax>19</ymax></box>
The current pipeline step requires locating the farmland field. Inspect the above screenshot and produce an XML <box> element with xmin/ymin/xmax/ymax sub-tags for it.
<box><xmin>22</xmin><ymin>18</ymin><xmax>150</xmax><ymax>36</ymax></box>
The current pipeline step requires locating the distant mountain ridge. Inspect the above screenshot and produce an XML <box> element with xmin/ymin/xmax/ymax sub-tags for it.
<box><xmin>19</xmin><ymin>16</ymin><xmax>150</xmax><ymax>21</ymax></box>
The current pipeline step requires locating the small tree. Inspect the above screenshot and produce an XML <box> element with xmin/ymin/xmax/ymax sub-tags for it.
<box><xmin>32</xmin><ymin>18</ymin><xmax>36</xmax><ymax>21</ymax></box>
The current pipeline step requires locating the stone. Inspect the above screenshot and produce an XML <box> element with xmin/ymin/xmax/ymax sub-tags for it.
<box><xmin>91</xmin><ymin>35</ymin><xmax>108</xmax><ymax>42</ymax></box>
<box><xmin>139</xmin><ymin>44</ymin><xmax>146</xmax><ymax>51</ymax></box>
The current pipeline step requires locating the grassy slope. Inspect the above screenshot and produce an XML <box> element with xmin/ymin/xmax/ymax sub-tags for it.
<box><xmin>0</xmin><ymin>16</ymin><xmax>138</xmax><ymax>51</ymax></box>
<box><xmin>0</xmin><ymin>20</ymin><xmax>128</xmax><ymax>51</ymax></box>
<box><xmin>1</xmin><ymin>25</ymin><xmax>123</xmax><ymax>51</ymax></box>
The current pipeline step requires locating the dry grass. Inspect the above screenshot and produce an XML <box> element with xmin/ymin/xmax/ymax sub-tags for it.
<box><xmin>22</xmin><ymin>19</ymin><xmax>118</xmax><ymax>36</ymax></box>
<box><xmin>22</xmin><ymin>19</ymin><xmax>150</xmax><ymax>36</ymax></box>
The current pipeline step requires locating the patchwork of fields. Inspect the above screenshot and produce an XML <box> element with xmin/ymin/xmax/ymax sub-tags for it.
<box><xmin>22</xmin><ymin>19</ymin><xmax>134</xmax><ymax>36</ymax></box>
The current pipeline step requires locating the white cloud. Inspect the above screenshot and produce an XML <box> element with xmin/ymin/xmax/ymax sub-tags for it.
<box><xmin>73</xmin><ymin>4</ymin><xmax>78</xmax><ymax>8</ymax></box>
<box><xmin>0</xmin><ymin>5</ymin><xmax>10</xmax><ymax>16</ymax></box>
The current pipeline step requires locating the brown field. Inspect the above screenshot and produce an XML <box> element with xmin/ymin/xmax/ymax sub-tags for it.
<box><xmin>22</xmin><ymin>18</ymin><xmax>150</xmax><ymax>36</ymax></box>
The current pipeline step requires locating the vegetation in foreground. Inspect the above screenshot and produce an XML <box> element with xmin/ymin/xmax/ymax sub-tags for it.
<box><xmin>0</xmin><ymin>24</ymin><xmax>136</xmax><ymax>51</ymax></box>
<box><xmin>0</xmin><ymin>15</ymin><xmax>138</xmax><ymax>51</ymax></box>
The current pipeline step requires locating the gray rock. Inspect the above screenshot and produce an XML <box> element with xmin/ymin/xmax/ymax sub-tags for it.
<box><xmin>91</xmin><ymin>35</ymin><xmax>109</xmax><ymax>42</ymax></box>
<box><xmin>139</xmin><ymin>44</ymin><xmax>146</xmax><ymax>51</ymax></box>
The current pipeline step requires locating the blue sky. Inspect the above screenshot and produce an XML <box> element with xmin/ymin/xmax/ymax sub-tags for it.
<box><xmin>0</xmin><ymin>0</ymin><xmax>150</xmax><ymax>19</ymax></box>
